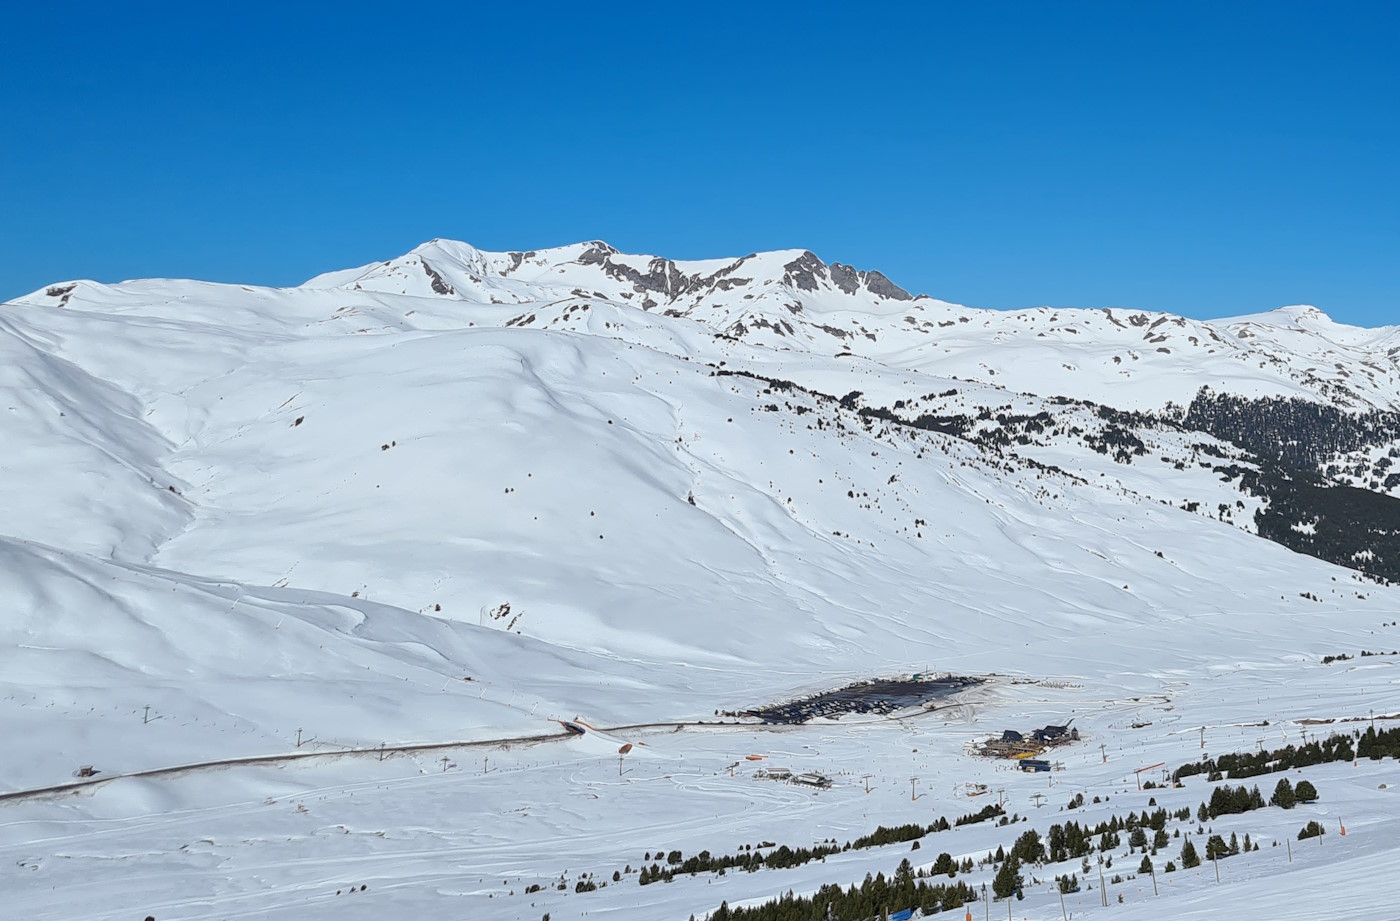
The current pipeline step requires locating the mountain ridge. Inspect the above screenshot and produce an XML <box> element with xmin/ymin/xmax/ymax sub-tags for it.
<box><xmin>7</xmin><ymin>236</ymin><xmax>1400</xmax><ymax>598</ymax></box>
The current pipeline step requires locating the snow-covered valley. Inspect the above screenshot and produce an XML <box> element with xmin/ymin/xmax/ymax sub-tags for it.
<box><xmin>2</xmin><ymin>240</ymin><xmax>1398</xmax><ymax>920</ymax></box>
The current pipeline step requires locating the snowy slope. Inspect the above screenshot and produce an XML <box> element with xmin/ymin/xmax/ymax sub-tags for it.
<box><xmin>3</xmin><ymin>241</ymin><xmax>1399</xmax><ymax>920</ymax></box>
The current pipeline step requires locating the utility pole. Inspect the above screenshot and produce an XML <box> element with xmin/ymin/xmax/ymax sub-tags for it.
<box><xmin>483</xmin><ymin>755</ymin><xmax>489</xmax><ymax>774</ymax></box>
<box><xmin>910</xmin><ymin>777</ymin><xmax>918</xmax><ymax>802</ymax></box>
<box><xmin>982</xmin><ymin>883</ymin><xmax>989</xmax><ymax>921</ymax></box>
<box><xmin>1100</xmin><ymin>743</ymin><xmax>1107</xmax><ymax>763</ymax></box>
<box><xmin>440</xmin><ymin>756</ymin><xmax>450</xmax><ymax>773</ymax></box>
<box><xmin>1031</xmin><ymin>792</ymin><xmax>1046</xmax><ymax>809</ymax></box>
<box><xmin>1098</xmin><ymin>857</ymin><xmax>1107</xmax><ymax>907</ymax></box>
<box><xmin>1286</xmin><ymin>838</ymin><xmax>1292</xmax><ymax>863</ymax></box>
<box><xmin>378</xmin><ymin>743</ymin><xmax>385</xmax><ymax>762</ymax></box>
<box><xmin>1058</xmin><ymin>886</ymin><xmax>1068</xmax><ymax>921</ymax></box>
<box><xmin>1149</xmin><ymin>862</ymin><xmax>1158</xmax><ymax>896</ymax></box>
<box><xmin>143</xmin><ymin>706</ymin><xmax>150</xmax><ymax>725</ymax></box>
<box><xmin>1213</xmin><ymin>855</ymin><xmax>1220</xmax><ymax>884</ymax></box>
<box><xmin>863</xmin><ymin>773</ymin><xmax>873</xmax><ymax>794</ymax></box>
<box><xmin>1199</xmin><ymin>726</ymin><xmax>1205</xmax><ymax>749</ymax></box>
<box><xmin>296</xmin><ymin>728</ymin><xmax>302</xmax><ymax>748</ymax></box>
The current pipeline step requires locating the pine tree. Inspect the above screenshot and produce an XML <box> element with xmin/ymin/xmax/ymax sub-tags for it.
<box><xmin>992</xmin><ymin>855</ymin><xmax>1021</xmax><ymax>900</ymax></box>
<box><xmin>1180</xmin><ymin>838</ymin><xmax>1201</xmax><ymax>869</ymax></box>
<box><xmin>1298</xmin><ymin>820</ymin><xmax>1325</xmax><ymax>840</ymax></box>
<box><xmin>1138</xmin><ymin>855</ymin><xmax>1152</xmax><ymax>875</ymax></box>
<box><xmin>1295</xmin><ymin>780</ymin><xmax>1319</xmax><ymax>803</ymax></box>
<box><xmin>1010</xmin><ymin>829</ymin><xmax>1044</xmax><ymax>865</ymax></box>
<box><xmin>1271</xmin><ymin>778</ymin><xmax>1296</xmax><ymax>809</ymax></box>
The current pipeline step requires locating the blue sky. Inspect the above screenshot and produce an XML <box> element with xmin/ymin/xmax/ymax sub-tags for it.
<box><xmin>2</xmin><ymin>2</ymin><xmax>1396</xmax><ymax>323</ymax></box>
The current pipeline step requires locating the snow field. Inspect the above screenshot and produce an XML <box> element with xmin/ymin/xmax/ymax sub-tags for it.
<box><xmin>4</xmin><ymin>240</ymin><xmax>1400</xmax><ymax>918</ymax></box>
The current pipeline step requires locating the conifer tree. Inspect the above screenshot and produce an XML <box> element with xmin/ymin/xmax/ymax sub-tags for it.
<box><xmin>992</xmin><ymin>855</ymin><xmax>1021</xmax><ymax>900</ymax></box>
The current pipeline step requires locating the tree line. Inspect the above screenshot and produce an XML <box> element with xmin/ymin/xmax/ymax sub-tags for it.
<box><xmin>699</xmin><ymin>860</ymin><xmax>976</xmax><ymax>921</ymax></box>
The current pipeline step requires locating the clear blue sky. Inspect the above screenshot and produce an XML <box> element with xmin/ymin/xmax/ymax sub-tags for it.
<box><xmin>3</xmin><ymin>2</ymin><xmax>1396</xmax><ymax>323</ymax></box>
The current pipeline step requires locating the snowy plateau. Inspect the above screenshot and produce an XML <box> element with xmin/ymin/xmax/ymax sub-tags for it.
<box><xmin>3</xmin><ymin>239</ymin><xmax>1399</xmax><ymax>921</ymax></box>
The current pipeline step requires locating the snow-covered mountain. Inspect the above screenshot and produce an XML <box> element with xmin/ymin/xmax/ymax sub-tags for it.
<box><xmin>3</xmin><ymin>241</ymin><xmax>1399</xmax><ymax>921</ymax></box>
<box><xmin>304</xmin><ymin>238</ymin><xmax>1400</xmax><ymax>412</ymax></box>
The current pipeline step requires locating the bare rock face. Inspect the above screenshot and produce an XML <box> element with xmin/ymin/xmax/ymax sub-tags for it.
<box><xmin>604</xmin><ymin>256</ymin><xmax>693</xmax><ymax>298</ymax></box>
<box><xmin>792</xmin><ymin>256</ymin><xmax>910</xmax><ymax>300</ymax></box>
<box><xmin>782</xmin><ymin>251</ymin><xmax>829</xmax><ymax>292</ymax></box>
<box><xmin>503</xmin><ymin>251</ymin><xmax>536</xmax><ymax>274</ymax></box>
<box><xmin>577</xmin><ymin>242</ymin><xmax>617</xmax><ymax>266</ymax></box>
<box><xmin>828</xmin><ymin>262</ymin><xmax>861</xmax><ymax>295</ymax></box>
<box><xmin>420</xmin><ymin>260</ymin><xmax>455</xmax><ymax>296</ymax></box>
<box><xmin>863</xmin><ymin>270</ymin><xmax>911</xmax><ymax>301</ymax></box>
